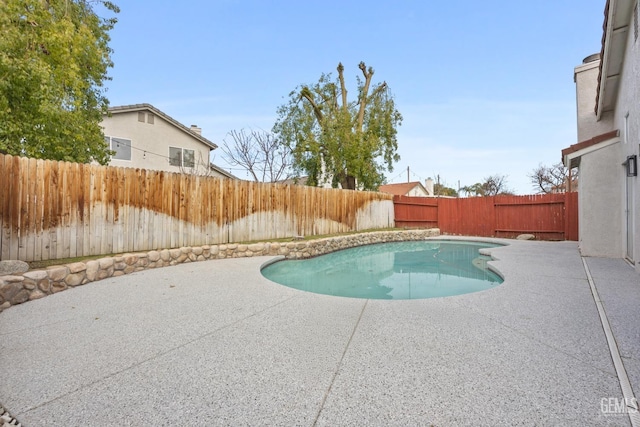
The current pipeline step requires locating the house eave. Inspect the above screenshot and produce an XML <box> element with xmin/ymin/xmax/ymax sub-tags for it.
<box><xmin>562</xmin><ymin>129</ymin><xmax>620</xmax><ymax>168</ymax></box>
<box><xmin>595</xmin><ymin>0</ymin><xmax>634</xmax><ymax>119</ymax></box>
<box><xmin>106</xmin><ymin>103</ymin><xmax>218</xmax><ymax>151</ymax></box>
<box><xmin>209</xmin><ymin>163</ymin><xmax>237</xmax><ymax>179</ymax></box>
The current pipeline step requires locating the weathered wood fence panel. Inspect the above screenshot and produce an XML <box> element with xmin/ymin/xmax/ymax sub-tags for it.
<box><xmin>493</xmin><ymin>193</ymin><xmax>574</xmax><ymax>240</ymax></box>
<box><xmin>394</xmin><ymin>192</ymin><xmax>579</xmax><ymax>241</ymax></box>
<box><xmin>391</xmin><ymin>197</ymin><xmax>438</xmax><ymax>229</ymax></box>
<box><xmin>438</xmin><ymin>196</ymin><xmax>496</xmax><ymax>237</ymax></box>
<box><xmin>0</xmin><ymin>154</ymin><xmax>394</xmax><ymax>261</ymax></box>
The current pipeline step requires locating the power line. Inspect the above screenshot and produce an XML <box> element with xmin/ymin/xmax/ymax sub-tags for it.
<box><xmin>386</xmin><ymin>166</ymin><xmax>427</xmax><ymax>184</ymax></box>
<box><xmin>107</xmin><ymin>137</ymin><xmax>178</xmax><ymax>164</ymax></box>
<box><xmin>106</xmin><ymin>136</ymin><xmax>249</xmax><ymax>174</ymax></box>
<box><xmin>411</xmin><ymin>170</ymin><xmax>425</xmax><ymax>182</ymax></box>
<box><xmin>387</xmin><ymin>169</ymin><xmax>406</xmax><ymax>183</ymax></box>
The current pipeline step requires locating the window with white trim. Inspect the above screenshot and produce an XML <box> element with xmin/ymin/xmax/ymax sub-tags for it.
<box><xmin>105</xmin><ymin>136</ymin><xmax>131</xmax><ymax>161</ymax></box>
<box><xmin>625</xmin><ymin>112</ymin><xmax>630</xmax><ymax>144</ymax></box>
<box><xmin>169</xmin><ymin>147</ymin><xmax>195</xmax><ymax>168</ymax></box>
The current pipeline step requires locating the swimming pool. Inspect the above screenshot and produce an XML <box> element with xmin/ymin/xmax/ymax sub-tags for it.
<box><xmin>261</xmin><ymin>240</ymin><xmax>503</xmax><ymax>300</ymax></box>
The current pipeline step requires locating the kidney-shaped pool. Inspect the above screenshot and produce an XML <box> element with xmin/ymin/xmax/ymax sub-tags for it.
<box><xmin>261</xmin><ymin>240</ymin><xmax>504</xmax><ymax>300</ymax></box>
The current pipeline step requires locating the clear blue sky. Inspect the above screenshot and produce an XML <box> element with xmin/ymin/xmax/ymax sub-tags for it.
<box><xmin>103</xmin><ymin>0</ymin><xmax>607</xmax><ymax>194</ymax></box>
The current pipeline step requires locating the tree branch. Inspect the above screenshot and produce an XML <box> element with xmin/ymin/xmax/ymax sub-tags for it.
<box><xmin>369</xmin><ymin>81</ymin><xmax>388</xmax><ymax>100</ymax></box>
<box><xmin>221</xmin><ymin>129</ymin><xmax>260</xmax><ymax>181</ymax></box>
<box><xmin>299</xmin><ymin>87</ymin><xmax>323</xmax><ymax>125</ymax></box>
<box><xmin>337</xmin><ymin>62</ymin><xmax>348</xmax><ymax>112</ymax></box>
<box><xmin>221</xmin><ymin>129</ymin><xmax>291</xmax><ymax>182</ymax></box>
<box><xmin>356</xmin><ymin>61</ymin><xmax>374</xmax><ymax>132</ymax></box>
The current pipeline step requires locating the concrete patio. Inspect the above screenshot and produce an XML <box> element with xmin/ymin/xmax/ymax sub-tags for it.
<box><xmin>0</xmin><ymin>238</ymin><xmax>638</xmax><ymax>426</ymax></box>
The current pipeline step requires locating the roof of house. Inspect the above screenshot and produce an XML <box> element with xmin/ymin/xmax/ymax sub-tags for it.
<box><xmin>209</xmin><ymin>163</ymin><xmax>238</xmax><ymax>180</ymax></box>
<box><xmin>278</xmin><ymin>176</ymin><xmax>309</xmax><ymax>186</ymax></box>
<box><xmin>378</xmin><ymin>181</ymin><xmax>428</xmax><ymax>196</ymax></box>
<box><xmin>595</xmin><ymin>0</ymin><xmax>635</xmax><ymax>118</ymax></box>
<box><xmin>107</xmin><ymin>104</ymin><xmax>218</xmax><ymax>150</ymax></box>
<box><xmin>562</xmin><ymin>129</ymin><xmax>620</xmax><ymax>168</ymax></box>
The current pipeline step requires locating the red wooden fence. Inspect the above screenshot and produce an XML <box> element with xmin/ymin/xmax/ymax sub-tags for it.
<box><xmin>393</xmin><ymin>193</ymin><xmax>578</xmax><ymax>241</ymax></box>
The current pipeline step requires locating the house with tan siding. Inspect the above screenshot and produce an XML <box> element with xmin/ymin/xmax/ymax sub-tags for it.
<box><xmin>101</xmin><ymin>104</ymin><xmax>235</xmax><ymax>179</ymax></box>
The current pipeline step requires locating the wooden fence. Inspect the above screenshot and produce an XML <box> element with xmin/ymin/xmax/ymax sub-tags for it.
<box><xmin>0</xmin><ymin>154</ymin><xmax>394</xmax><ymax>262</ymax></box>
<box><xmin>394</xmin><ymin>192</ymin><xmax>578</xmax><ymax>241</ymax></box>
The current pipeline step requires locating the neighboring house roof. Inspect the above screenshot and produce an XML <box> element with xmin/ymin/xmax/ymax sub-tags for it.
<box><xmin>209</xmin><ymin>163</ymin><xmax>238</xmax><ymax>179</ymax></box>
<box><xmin>379</xmin><ymin>181</ymin><xmax>428</xmax><ymax>196</ymax></box>
<box><xmin>595</xmin><ymin>0</ymin><xmax>635</xmax><ymax>118</ymax></box>
<box><xmin>562</xmin><ymin>129</ymin><xmax>620</xmax><ymax>168</ymax></box>
<box><xmin>107</xmin><ymin>103</ymin><xmax>218</xmax><ymax>150</ymax></box>
<box><xmin>278</xmin><ymin>176</ymin><xmax>309</xmax><ymax>186</ymax></box>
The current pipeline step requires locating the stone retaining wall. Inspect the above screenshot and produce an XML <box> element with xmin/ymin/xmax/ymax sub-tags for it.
<box><xmin>0</xmin><ymin>229</ymin><xmax>440</xmax><ymax>312</ymax></box>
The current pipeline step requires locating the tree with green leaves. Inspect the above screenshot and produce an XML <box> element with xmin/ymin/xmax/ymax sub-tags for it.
<box><xmin>461</xmin><ymin>174</ymin><xmax>513</xmax><ymax>197</ymax></box>
<box><xmin>431</xmin><ymin>174</ymin><xmax>458</xmax><ymax>197</ymax></box>
<box><xmin>273</xmin><ymin>62</ymin><xmax>402</xmax><ymax>191</ymax></box>
<box><xmin>0</xmin><ymin>0</ymin><xmax>119</xmax><ymax>164</ymax></box>
<box><xmin>434</xmin><ymin>182</ymin><xmax>458</xmax><ymax>197</ymax></box>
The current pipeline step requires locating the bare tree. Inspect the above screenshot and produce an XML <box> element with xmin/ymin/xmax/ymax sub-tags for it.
<box><xmin>483</xmin><ymin>174</ymin><xmax>513</xmax><ymax>196</ymax></box>
<box><xmin>221</xmin><ymin>129</ymin><xmax>292</xmax><ymax>182</ymax></box>
<box><xmin>528</xmin><ymin>163</ymin><xmax>577</xmax><ymax>193</ymax></box>
<box><xmin>461</xmin><ymin>174</ymin><xmax>512</xmax><ymax>196</ymax></box>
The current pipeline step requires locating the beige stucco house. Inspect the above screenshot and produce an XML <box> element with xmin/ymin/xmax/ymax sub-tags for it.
<box><xmin>379</xmin><ymin>181</ymin><xmax>431</xmax><ymax>197</ymax></box>
<box><xmin>101</xmin><ymin>104</ymin><xmax>235</xmax><ymax>179</ymax></box>
<box><xmin>563</xmin><ymin>0</ymin><xmax>639</xmax><ymax>267</ymax></box>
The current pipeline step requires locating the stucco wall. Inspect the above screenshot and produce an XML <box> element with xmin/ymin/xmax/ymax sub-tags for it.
<box><xmin>575</xmin><ymin>59</ymin><xmax>614</xmax><ymax>142</ymax></box>
<box><xmin>578</xmin><ymin>142</ymin><xmax>623</xmax><ymax>257</ymax></box>
<box><xmin>573</xmin><ymin>15</ymin><xmax>640</xmax><ymax>263</ymax></box>
<box><xmin>612</xmin><ymin>20</ymin><xmax>640</xmax><ymax>265</ymax></box>
<box><xmin>406</xmin><ymin>186</ymin><xmax>428</xmax><ymax>197</ymax></box>
<box><xmin>101</xmin><ymin>111</ymin><xmax>213</xmax><ymax>175</ymax></box>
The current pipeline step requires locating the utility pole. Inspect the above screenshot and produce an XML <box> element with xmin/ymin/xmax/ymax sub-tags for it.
<box><xmin>407</xmin><ymin>166</ymin><xmax>410</xmax><ymax>183</ymax></box>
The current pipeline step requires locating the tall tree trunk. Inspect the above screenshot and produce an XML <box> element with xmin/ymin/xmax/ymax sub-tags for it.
<box><xmin>338</xmin><ymin>63</ymin><xmax>348</xmax><ymax>111</ymax></box>
<box><xmin>338</xmin><ymin>172</ymin><xmax>356</xmax><ymax>190</ymax></box>
<box><xmin>356</xmin><ymin>62</ymin><xmax>373</xmax><ymax>132</ymax></box>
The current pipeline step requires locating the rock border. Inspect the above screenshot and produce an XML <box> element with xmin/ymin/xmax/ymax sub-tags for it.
<box><xmin>0</xmin><ymin>229</ymin><xmax>440</xmax><ymax>312</ymax></box>
<box><xmin>1</xmin><ymin>404</ymin><xmax>21</xmax><ymax>427</ymax></box>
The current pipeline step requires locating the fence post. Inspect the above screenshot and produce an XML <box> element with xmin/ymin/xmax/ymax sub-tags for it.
<box><xmin>564</xmin><ymin>192</ymin><xmax>569</xmax><ymax>240</ymax></box>
<box><xmin>564</xmin><ymin>191</ymin><xmax>579</xmax><ymax>241</ymax></box>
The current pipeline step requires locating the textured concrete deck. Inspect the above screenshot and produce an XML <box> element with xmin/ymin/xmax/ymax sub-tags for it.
<box><xmin>0</xmin><ymin>238</ymin><xmax>638</xmax><ymax>426</ymax></box>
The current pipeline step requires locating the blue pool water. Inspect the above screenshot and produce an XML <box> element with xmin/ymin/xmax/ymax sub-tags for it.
<box><xmin>261</xmin><ymin>240</ymin><xmax>504</xmax><ymax>300</ymax></box>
